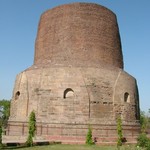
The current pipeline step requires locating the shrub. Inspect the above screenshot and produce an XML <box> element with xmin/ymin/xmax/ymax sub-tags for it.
<box><xmin>137</xmin><ymin>133</ymin><xmax>150</xmax><ymax>148</ymax></box>
<box><xmin>146</xmin><ymin>142</ymin><xmax>150</xmax><ymax>150</ymax></box>
<box><xmin>86</xmin><ymin>125</ymin><xmax>94</xmax><ymax>145</ymax></box>
<box><xmin>26</xmin><ymin>111</ymin><xmax>36</xmax><ymax>147</ymax></box>
<box><xmin>117</xmin><ymin>117</ymin><xmax>123</xmax><ymax>147</ymax></box>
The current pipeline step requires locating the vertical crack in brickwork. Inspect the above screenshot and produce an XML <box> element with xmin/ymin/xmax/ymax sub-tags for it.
<box><xmin>12</xmin><ymin>73</ymin><xmax>23</xmax><ymax>118</ymax></box>
<box><xmin>80</xmin><ymin>68</ymin><xmax>91</xmax><ymax>119</ymax></box>
<box><xmin>37</xmin><ymin>67</ymin><xmax>45</xmax><ymax>118</ymax></box>
<box><xmin>25</xmin><ymin>72</ymin><xmax>30</xmax><ymax>117</ymax></box>
<box><xmin>18</xmin><ymin>73</ymin><xmax>23</xmax><ymax>90</ymax></box>
<box><xmin>112</xmin><ymin>70</ymin><xmax>122</xmax><ymax>103</ymax></box>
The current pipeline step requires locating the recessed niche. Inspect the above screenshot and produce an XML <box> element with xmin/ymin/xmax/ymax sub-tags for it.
<box><xmin>63</xmin><ymin>88</ymin><xmax>74</xmax><ymax>99</ymax></box>
<box><xmin>124</xmin><ymin>92</ymin><xmax>130</xmax><ymax>103</ymax></box>
<box><xmin>15</xmin><ymin>91</ymin><xmax>20</xmax><ymax>100</ymax></box>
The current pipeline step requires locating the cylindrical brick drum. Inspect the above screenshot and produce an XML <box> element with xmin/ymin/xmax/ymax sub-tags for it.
<box><xmin>34</xmin><ymin>3</ymin><xmax>123</xmax><ymax>68</ymax></box>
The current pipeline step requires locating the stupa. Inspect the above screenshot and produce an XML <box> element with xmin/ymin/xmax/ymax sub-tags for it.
<box><xmin>7</xmin><ymin>3</ymin><xmax>140</xmax><ymax>144</ymax></box>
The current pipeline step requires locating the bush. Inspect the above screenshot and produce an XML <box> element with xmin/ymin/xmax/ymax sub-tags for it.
<box><xmin>146</xmin><ymin>142</ymin><xmax>150</xmax><ymax>150</ymax></box>
<box><xmin>86</xmin><ymin>125</ymin><xmax>94</xmax><ymax>145</ymax></box>
<box><xmin>117</xmin><ymin>117</ymin><xmax>123</xmax><ymax>146</ymax></box>
<box><xmin>26</xmin><ymin>111</ymin><xmax>36</xmax><ymax>147</ymax></box>
<box><xmin>137</xmin><ymin>133</ymin><xmax>150</xmax><ymax>148</ymax></box>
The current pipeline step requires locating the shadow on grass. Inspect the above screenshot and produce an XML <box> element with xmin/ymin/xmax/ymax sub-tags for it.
<box><xmin>1</xmin><ymin>141</ymin><xmax>61</xmax><ymax>149</ymax></box>
<box><xmin>1</xmin><ymin>145</ymin><xmax>27</xmax><ymax>149</ymax></box>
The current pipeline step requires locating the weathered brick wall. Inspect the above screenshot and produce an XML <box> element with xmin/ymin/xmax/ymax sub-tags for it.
<box><xmin>9</xmin><ymin>67</ymin><xmax>139</xmax><ymax>124</ymax></box>
<box><xmin>34</xmin><ymin>3</ymin><xmax>123</xmax><ymax>68</ymax></box>
<box><xmin>7</xmin><ymin>121</ymin><xmax>140</xmax><ymax>144</ymax></box>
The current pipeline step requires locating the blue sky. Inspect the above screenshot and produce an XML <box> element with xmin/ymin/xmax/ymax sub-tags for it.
<box><xmin>0</xmin><ymin>0</ymin><xmax>150</xmax><ymax>112</ymax></box>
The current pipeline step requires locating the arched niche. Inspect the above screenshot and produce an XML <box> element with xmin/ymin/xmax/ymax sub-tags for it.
<box><xmin>124</xmin><ymin>92</ymin><xmax>130</xmax><ymax>103</ymax></box>
<box><xmin>15</xmin><ymin>91</ymin><xmax>20</xmax><ymax>100</ymax></box>
<box><xmin>63</xmin><ymin>88</ymin><xmax>74</xmax><ymax>99</ymax></box>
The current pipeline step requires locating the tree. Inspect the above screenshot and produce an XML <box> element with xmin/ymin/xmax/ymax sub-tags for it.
<box><xmin>26</xmin><ymin>111</ymin><xmax>36</xmax><ymax>147</ymax></box>
<box><xmin>0</xmin><ymin>125</ymin><xmax>2</xmax><ymax>148</ymax></box>
<box><xmin>147</xmin><ymin>109</ymin><xmax>150</xmax><ymax>129</ymax></box>
<box><xmin>140</xmin><ymin>111</ymin><xmax>150</xmax><ymax>133</ymax></box>
<box><xmin>137</xmin><ymin>110</ymin><xmax>150</xmax><ymax>149</ymax></box>
<box><xmin>0</xmin><ymin>99</ymin><xmax>10</xmax><ymax>127</ymax></box>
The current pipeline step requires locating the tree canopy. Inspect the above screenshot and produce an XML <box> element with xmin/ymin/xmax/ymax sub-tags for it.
<box><xmin>0</xmin><ymin>99</ymin><xmax>10</xmax><ymax>127</ymax></box>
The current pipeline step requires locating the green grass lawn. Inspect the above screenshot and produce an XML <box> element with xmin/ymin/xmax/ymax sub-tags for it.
<box><xmin>2</xmin><ymin>144</ymin><xmax>141</xmax><ymax>150</ymax></box>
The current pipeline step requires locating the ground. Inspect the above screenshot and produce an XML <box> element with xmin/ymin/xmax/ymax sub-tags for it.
<box><xmin>2</xmin><ymin>144</ymin><xmax>141</xmax><ymax>150</ymax></box>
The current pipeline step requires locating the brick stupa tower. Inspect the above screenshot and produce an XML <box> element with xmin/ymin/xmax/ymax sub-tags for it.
<box><xmin>7</xmin><ymin>3</ymin><xmax>140</xmax><ymax>144</ymax></box>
